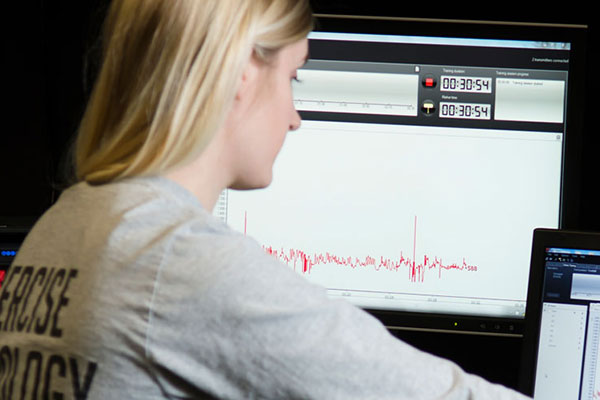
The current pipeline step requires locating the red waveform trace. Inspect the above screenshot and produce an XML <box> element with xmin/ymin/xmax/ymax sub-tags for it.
<box><xmin>263</xmin><ymin>246</ymin><xmax>477</xmax><ymax>282</ymax></box>
<box><xmin>246</xmin><ymin>212</ymin><xmax>478</xmax><ymax>282</ymax></box>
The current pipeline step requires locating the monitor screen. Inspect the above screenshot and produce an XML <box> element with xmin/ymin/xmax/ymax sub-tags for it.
<box><xmin>213</xmin><ymin>16</ymin><xmax>587</xmax><ymax>334</ymax></box>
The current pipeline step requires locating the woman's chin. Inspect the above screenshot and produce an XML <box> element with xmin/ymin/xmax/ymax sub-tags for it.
<box><xmin>229</xmin><ymin>173</ymin><xmax>273</xmax><ymax>191</ymax></box>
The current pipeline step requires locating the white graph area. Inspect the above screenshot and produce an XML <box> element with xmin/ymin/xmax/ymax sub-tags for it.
<box><xmin>224</xmin><ymin>120</ymin><xmax>562</xmax><ymax>305</ymax></box>
<box><xmin>292</xmin><ymin>69</ymin><xmax>419</xmax><ymax>116</ymax></box>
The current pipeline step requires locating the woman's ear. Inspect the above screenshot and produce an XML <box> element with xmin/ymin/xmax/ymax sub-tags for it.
<box><xmin>235</xmin><ymin>57</ymin><xmax>261</xmax><ymax>101</ymax></box>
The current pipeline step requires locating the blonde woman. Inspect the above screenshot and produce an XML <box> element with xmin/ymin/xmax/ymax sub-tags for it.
<box><xmin>0</xmin><ymin>0</ymin><xmax>530</xmax><ymax>398</ymax></box>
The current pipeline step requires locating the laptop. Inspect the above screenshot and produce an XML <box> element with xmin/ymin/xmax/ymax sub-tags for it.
<box><xmin>520</xmin><ymin>228</ymin><xmax>600</xmax><ymax>399</ymax></box>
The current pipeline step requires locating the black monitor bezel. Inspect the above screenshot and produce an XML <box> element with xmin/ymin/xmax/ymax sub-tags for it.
<box><xmin>309</xmin><ymin>14</ymin><xmax>588</xmax><ymax>335</ymax></box>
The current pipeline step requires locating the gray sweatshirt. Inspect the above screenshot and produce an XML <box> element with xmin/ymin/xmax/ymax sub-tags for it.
<box><xmin>0</xmin><ymin>177</ymin><xmax>530</xmax><ymax>399</ymax></box>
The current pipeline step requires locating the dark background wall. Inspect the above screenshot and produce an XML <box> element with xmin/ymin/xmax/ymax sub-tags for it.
<box><xmin>4</xmin><ymin>1</ymin><xmax>110</xmax><ymax>225</ymax></box>
<box><xmin>3</xmin><ymin>1</ymin><xmax>598</xmax><ymax>392</ymax></box>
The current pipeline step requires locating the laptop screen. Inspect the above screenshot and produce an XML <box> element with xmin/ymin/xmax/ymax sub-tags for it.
<box><xmin>526</xmin><ymin>238</ymin><xmax>600</xmax><ymax>399</ymax></box>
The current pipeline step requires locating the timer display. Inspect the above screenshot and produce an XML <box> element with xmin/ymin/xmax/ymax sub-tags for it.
<box><xmin>440</xmin><ymin>102</ymin><xmax>491</xmax><ymax>120</ymax></box>
<box><xmin>440</xmin><ymin>76</ymin><xmax>492</xmax><ymax>93</ymax></box>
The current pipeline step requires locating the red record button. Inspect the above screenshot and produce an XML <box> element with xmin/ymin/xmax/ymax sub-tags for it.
<box><xmin>422</xmin><ymin>75</ymin><xmax>437</xmax><ymax>89</ymax></box>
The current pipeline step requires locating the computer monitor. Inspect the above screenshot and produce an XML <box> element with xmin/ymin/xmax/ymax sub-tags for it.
<box><xmin>213</xmin><ymin>15</ymin><xmax>588</xmax><ymax>335</ymax></box>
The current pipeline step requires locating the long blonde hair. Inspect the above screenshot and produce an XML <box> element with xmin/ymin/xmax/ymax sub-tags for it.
<box><xmin>75</xmin><ymin>0</ymin><xmax>312</xmax><ymax>184</ymax></box>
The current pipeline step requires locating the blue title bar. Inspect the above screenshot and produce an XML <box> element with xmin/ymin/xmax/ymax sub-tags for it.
<box><xmin>547</xmin><ymin>248</ymin><xmax>600</xmax><ymax>256</ymax></box>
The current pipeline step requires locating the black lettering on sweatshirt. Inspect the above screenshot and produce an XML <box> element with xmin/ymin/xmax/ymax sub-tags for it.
<box><xmin>8</xmin><ymin>267</ymin><xmax>34</xmax><ymax>332</ymax></box>
<box><xmin>16</xmin><ymin>267</ymin><xmax>47</xmax><ymax>332</ymax></box>
<box><xmin>35</xmin><ymin>269</ymin><xmax>65</xmax><ymax>335</ymax></box>
<box><xmin>43</xmin><ymin>354</ymin><xmax>66</xmax><ymax>400</ymax></box>
<box><xmin>69</xmin><ymin>357</ymin><xmax>97</xmax><ymax>400</ymax></box>
<box><xmin>0</xmin><ymin>346</ymin><xmax>97</xmax><ymax>400</ymax></box>
<box><xmin>27</xmin><ymin>267</ymin><xmax>56</xmax><ymax>334</ymax></box>
<box><xmin>20</xmin><ymin>350</ymin><xmax>42</xmax><ymax>399</ymax></box>
<box><xmin>0</xmin><ymin>266</ymin><xmax>78</xmax><ymax>338</ymax></box>
<box><xmin>0</xmin><ymin>266</ymin><xmax>22</xmax><ymax>330</ymax></box>
<box><xmin>0</xmin><ymin>345</ymin><xmax>19</xmax><ymax>400</ymax></box>
<box><xmin>50</xmin><ymin>269</ymin><xmax>78</xmax><ymax>338</ymax></box>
